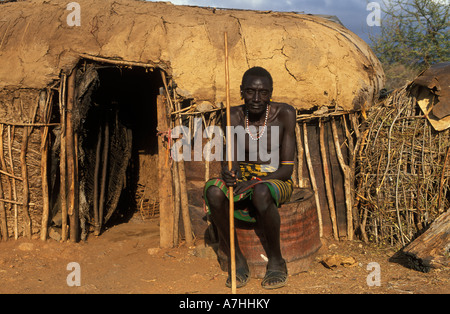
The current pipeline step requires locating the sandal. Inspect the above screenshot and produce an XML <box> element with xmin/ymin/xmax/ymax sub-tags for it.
<box><xmin>261</xmin><ymin>263</ymin><xmax>288</xmax><ymax>290</ymax></box>
<box><xmin>225</xmin><ymin>267</ymin><xmax>250</xmax><ymax>289</ymax></box>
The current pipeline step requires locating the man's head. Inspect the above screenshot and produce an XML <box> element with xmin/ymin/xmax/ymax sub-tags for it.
<box><xmin>240</xmin><ymin>67</ymin><xmax>273</xmax><ymax>116</ymax></box>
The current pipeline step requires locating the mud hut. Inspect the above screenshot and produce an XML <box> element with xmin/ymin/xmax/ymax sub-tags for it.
<box><xmin>0</xmin><ymin>0</ymin><xmax>384</xmax><ymax>247</ymax></box>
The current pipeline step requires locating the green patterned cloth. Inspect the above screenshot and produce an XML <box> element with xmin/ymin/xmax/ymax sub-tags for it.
<box><xmin>203</xmin><ymin>162</ymin><xmax>293</xmax><ymax>222</ymax></box>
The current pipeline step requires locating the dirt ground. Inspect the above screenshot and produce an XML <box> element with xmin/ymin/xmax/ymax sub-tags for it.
<box><xmin>0</xmin><ymin>212</ymin><xmax>448</xmax><ymax>295</ymax></box>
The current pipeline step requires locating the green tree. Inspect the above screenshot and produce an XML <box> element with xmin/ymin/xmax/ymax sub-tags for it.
<box><xmin>370</xmin><ymin>0</ymin><xmax>449</xmax><ymax>89</ymax></box>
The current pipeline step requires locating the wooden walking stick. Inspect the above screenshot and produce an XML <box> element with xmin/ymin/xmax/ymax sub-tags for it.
<box><xmin>224</xmin><ymin>32</ymin><xmax>236</xmax><ymax>294</ymax></box>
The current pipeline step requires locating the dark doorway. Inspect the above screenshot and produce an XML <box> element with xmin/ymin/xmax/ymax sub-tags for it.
<box><xmin>64</xmin><ymin>63</ymin><xmax>164</xmax><ymax>240</ymax></box>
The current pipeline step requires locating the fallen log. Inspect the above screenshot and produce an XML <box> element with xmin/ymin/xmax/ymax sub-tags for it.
<box><xmin>402</xmin><ymin>210</ymin><xmax>450</xmax><ymax>272</ymax></box>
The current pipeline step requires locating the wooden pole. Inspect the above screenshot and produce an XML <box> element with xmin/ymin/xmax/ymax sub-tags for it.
<box><xmin>40</xmin><ymin>90</ymin><xmax>53</xmax><ymax>241</ymax></box>
<box><xmin>59</xmin><ymin>74</ymin><xmax>68</xmax><ymax>242</ymax></box>
<box><xmin>20</xmin><ymin>125</ymin><xmax>32</xmax><ymax>238</ymax></box>
<box><xmin>66</xmin><ymin>70</ymin><xmax>78</xmax><ymax>242</ymax></box>
<box><xmin>74</xmin><ymin>132</ymin><xmax>79</xmax><ymax>239</ymax></box>
<box><xmin>295</xmin><ymin>123</ymin><xmax>305</xmax><ymax>188</ymax></box>
<box><xmin>157</xmin><ymin>94</ymin><xmax>175</xmax><ymax>248</ymax></box>
<box><xmin>98</xmin><ymin>115</ymin><xmax>109</xmax><ymax>236</ymax></box>
<box><xmin>302</xmin><ymin>122</ymin><xmax>323</xmax><ymax>238</ymax></box>
<box><xmin>93</xmin><ymin>125</ymin><xmax>102</xmax><ymax>236</ymax></box>
<box><xmin>0</xmin><ymin>125</ymin><xmax>12</xmax><ymax>206</ymax></box>
<box><xmin>224</xmin><ymin>32</ymin><xmax>236</xmax><ymax>294</ymax></box>
<box><xmin>177</xmin><ymin>146</ymin><xmax>193</xmax><ymax>246</ymax></box>
<box><xmin>172</xmin><ymin>146</ymin><xmax>181</xmax><ymax>246</ymax></box>
<box><xmin>331</xmin><ymin>117</ymin><xmax>353</xmax><ymax>241</ymax></box>
<box><xmin>7</xmin><ymin>126</ymin><xmax>18</xmax><ymax>239</ymax></box>
<box><xmin>319</xmin><ymin>120</ymin><xmax>338</xmax><ymax>240</ymax></box>
<box><xmin>0</xmin><ymin>176</ymin><xmax>6</xmax><ymax>241</ymax></box>
<box><xmin>0</xmin><ymin>125</ymin><xmax>9</xmax><ymax>240</ymax></box>
<box><xmin>171</xmin><ymin>99</ymin><xmax>182</xmax><ymax>247</ymax></box>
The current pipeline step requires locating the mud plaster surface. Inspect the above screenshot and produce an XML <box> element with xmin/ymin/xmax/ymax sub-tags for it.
<box><xmin>0</xmin><ymin>0</ymin><xmax>384</xmax><ymax>110</ymax></box>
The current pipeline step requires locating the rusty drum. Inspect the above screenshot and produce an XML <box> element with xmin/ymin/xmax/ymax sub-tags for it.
<box><xmin>218</xmin><ymin>188</ymin><xmax>322</xmax><ymax>278</ymax></box>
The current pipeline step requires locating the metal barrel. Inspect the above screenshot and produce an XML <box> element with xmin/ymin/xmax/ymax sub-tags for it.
<box><xmin>218</xmin><ymin>188</ymin><xmax>322</xmax><ymax>278</ymax></box>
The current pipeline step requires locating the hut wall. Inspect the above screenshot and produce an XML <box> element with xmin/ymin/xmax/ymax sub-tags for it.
<box><xmin>0</xmin><ymin>89</ymin><xmax>47</xmax><ymax>239</ymax></box>
<box><xmin>300</xmin><ymin>121</ymin><xmax>348</xmax><ymax>238</ymax></box>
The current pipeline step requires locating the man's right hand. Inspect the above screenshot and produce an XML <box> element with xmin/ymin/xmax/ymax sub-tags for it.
<box><xmin>221</xmin><ymin>168</ymin><xmax>239</xmax><ymax>187</ymax></box>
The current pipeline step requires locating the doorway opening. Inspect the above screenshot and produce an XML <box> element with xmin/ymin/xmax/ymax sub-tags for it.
<box><xmin>50</xmin><ymin>61</ymin><xmax>165</xmax><ymax>240</ymax></box>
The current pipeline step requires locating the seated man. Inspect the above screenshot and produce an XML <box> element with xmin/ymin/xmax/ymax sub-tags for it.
<box><xmin>204</xmin><ymin>66</ymin><xmax>296</xmax><ymax>289</ymax></box>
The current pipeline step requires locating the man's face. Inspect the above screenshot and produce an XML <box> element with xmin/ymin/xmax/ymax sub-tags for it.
<box><xmin>241</xmin><ymin>76</ymin><xmax>272</xmax><ymax>116</ymax></box>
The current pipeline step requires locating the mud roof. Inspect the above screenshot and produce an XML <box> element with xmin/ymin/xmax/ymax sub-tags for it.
<box><xmin>0</xmin><ymin>0</ymin><xmax>384</xmax><ymax>111</ymax></box>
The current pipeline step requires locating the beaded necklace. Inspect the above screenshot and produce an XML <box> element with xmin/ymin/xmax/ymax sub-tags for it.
<box><xmin>245</xmin><ymin>104</ymin><xmax>270</xmax><ymax>141</ymax></box>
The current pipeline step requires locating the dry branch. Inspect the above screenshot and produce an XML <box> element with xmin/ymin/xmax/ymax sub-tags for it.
<box><xmin>302</xmin><ymin>122</ymin><xmax>323</xmax><ymax>237</ymax></box>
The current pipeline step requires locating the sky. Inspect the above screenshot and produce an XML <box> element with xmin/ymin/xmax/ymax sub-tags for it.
<box><xmin>147</xmin><ymin>0</ymin><xmax>382</xmax><ymax>44</ymax></box>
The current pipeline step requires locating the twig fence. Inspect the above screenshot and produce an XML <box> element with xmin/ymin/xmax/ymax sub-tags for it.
<box><xmin>356</xmin><ymin>86</ymin><xmax>449</xmax><ymax>247</ymax></box>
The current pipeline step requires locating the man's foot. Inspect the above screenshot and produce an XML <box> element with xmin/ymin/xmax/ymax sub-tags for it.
<box><xmin>226</xmin><ymin>266</ymin><xmax>250</xmax><ymax>289</ymax></box>
<box><xmin>261</xmin><ymin>261</ymin><xmax>288</xmax><ymax>290</ymax></box>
